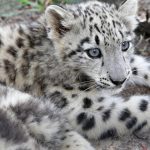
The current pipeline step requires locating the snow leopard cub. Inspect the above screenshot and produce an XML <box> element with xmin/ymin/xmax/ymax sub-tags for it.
<box><xmin>0</xmin><ymin>0</ymin><xmax>149</xmax><ymax>150</ymax></box>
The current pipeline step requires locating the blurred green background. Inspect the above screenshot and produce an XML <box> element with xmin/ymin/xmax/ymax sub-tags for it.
<box><xmin>0</xmin><ymin>0</ymin><xmax>125</xmax><ymax>17</ymax></box>
<box><xmin>0</xmin><ymin>0</ymin><xmax>86</xmax><ymax>17</ymax></box>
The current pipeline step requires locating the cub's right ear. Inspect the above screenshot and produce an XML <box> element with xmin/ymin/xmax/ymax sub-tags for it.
<box><xmin>118</xmin><ymin>0</ymin><xmax>139</xmax><ymax>30</ymax></box>
<box><xmin>45</xmin><ymin>5</ymin><xmax>74</xmax><ymax>37</ymax></box>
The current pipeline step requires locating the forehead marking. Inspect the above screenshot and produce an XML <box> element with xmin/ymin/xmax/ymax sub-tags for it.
<box><xmin>80</xmin><ymin>37</ymin><xmax>90</xmax><ymax>45</ymax></box>
<box><xmin>94</xmin><ymin>24</ymin><xmax>101</xmax><ymax>33</ymax></box>
<box><xmin>119</xmin><ymin>30</ymin><xmax>124</xmax><ymax>39</ymax></box>
<box><xmin>89</xmin><ymin>8</ymin><xmax>94</xmax><ymax>14</ymax></box>
<box><xmin>89</xmin><ymin>25</ymin><xmax>93</xmax><ymax>36</ymax></box>
<box><xmin>89</xmin><ymin>17</ymin><xmax>93</xmax><ymax>22</ymax></box>
<box><xmin>95</xmin><ymin>35</ymin><xmax>100</xmax><ymax>45</ymax></box>
<box><xmin>112</xmin><ymin>20</ymin><xmax>116</xmax><ymax>28</ymax></box>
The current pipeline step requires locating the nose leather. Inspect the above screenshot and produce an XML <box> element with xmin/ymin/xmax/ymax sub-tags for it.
<box><xmin>110</xmin><ymin>78</ymin><xmax>126</xmax><ymax>86</ymax></box>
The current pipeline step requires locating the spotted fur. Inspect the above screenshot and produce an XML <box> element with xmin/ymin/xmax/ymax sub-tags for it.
<box><xmin>0</xmin><ymin>0</ymin><xmax>149</xmax><ymax>150</ymax></box>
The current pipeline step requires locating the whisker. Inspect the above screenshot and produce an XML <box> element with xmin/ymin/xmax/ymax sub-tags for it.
<box><xmin>131</xmin><ymin>75</ymin><xmax>150</xmax><ymax>85</ymax></box>
<box><xmin>132</xmin><ymin>68</ymin><xmax>148</xmax><ymax>72</ymax></box>
<box><xmin>128</xmin><ymin>79</ymin><xmax>136</xmax><ymax>86</ymax></box>
<box><xmin>71</xmin><ymin>80</ymin><xmax>95</xmax><ymax>85</ymax></box>
<box><xmin>83</xmin><ymin>83</ymin><xmax>97</xmax><ymax>92</ymax></box>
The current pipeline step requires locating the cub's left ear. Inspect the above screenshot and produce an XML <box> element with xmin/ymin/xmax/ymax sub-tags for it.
<box><xmin>45</xmin><ymin>5</ymin><xmax>74</xmax><ymax>37</ymax></box>
<box><xmin>119</xmin><ymin>0</ymin><xmax>139</xmax><ymax>30</ymax></box>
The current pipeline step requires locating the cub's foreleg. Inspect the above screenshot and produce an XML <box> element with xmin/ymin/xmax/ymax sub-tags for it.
<box><xmin>67</xmin><ymin>94</ymin><xmax>150</xmax><ymax>140</ymax></box>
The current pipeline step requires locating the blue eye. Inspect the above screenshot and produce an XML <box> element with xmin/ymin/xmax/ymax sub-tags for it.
<box><xmin>86</xmin><ymin>48</ymin><xmax>102</xmax><ymax>59</ymax></box>
<box><xmin>122</xmin><ymin>41</ymin><xmax>130</xmax><ymax>52</ymax></box>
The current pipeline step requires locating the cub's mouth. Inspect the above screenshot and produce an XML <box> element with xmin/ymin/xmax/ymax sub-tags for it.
<box><xmin>76</xmin><ymin>73</ymin><xmax>128</xmax><ymax>92</ymax></box>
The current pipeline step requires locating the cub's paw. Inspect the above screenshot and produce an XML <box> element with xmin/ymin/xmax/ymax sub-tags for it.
<box><xmin>61</xmin><ymin>131</ymin><xmax>95</xmax><ymax>150</ymax></box>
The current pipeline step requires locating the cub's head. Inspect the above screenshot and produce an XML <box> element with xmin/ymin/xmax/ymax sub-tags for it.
<box><xmin>45</xmin><ymin>0</ymin><xmax>138</xmax><ymax>92</ymax></box>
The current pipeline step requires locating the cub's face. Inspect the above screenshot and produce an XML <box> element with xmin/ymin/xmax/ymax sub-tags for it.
<box><xmin>45</xmin><ymin>0</ymin><xmax>138</xmax><ymax>91</ymax></box>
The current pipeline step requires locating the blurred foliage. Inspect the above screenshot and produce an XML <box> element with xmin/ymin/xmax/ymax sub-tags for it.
<box><xmin>16</xmin><ymin>0</ymin><xmax>49</xmax><ymax>11</ymax></box>
<box><xmin>16</xmin><ymin>0</ymin><xmax>84</xmax><ymax>11</ymax></box>
<box><xmin>0</xmin><ymin>0</ymin><xmax>85</xmax><ymax>17</ymax></box>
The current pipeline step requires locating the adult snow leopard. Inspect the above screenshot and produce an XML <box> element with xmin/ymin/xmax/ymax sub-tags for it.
<box><xmin>0</xmin><ymin>0</ymin><xmax>149</xmax><ymax>149</ymax></box>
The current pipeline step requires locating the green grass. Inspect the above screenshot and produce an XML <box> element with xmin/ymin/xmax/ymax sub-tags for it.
<box><xmin>16</xmin><ymin>0</ymin><xmax>45</xmax><ymax>11</ymax></box>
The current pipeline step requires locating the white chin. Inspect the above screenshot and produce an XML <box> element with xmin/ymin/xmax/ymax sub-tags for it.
<box><xmin>99</xmin><ymin>86</ymin><xmax>124</xmax><ymax>96</ymax></box>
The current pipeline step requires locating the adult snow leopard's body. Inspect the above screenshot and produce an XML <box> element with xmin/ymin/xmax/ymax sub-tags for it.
<box><xmin>0</xmin><ymin>0</ymin><xmax>149</xmax><ymax>149</ymax></box>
